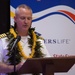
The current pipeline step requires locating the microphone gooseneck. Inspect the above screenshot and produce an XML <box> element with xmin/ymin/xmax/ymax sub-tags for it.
<box><xmin>11</xmin><ymin>36</ymin><xmax>21</xmax><ymax>75</ymax></box>
<box><xmin>10</xmin><ymin>36</ymin><xmax>21</xmax><ymax>51</ymax></box>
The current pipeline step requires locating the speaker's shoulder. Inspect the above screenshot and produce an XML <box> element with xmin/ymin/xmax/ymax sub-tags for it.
<box><xmin>0</xmin><ymin>33</ymin><xmax>7</xmax><ymax>39</ymax></box>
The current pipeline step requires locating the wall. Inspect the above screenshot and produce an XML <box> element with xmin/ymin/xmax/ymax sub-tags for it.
<box><xmin>0</xmin><ymin>0</ymin><xmax>10</xmax><ymax>34</ymax></box>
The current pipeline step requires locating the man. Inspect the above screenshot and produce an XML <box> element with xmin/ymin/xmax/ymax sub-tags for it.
<box><xmin>0</xmin><ymin>4</ymin><xmax>50</xmax><ymax>75</ymax></box>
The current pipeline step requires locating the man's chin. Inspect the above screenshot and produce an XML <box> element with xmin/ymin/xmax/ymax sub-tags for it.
<box><xmin>22</xmin><ymin>28</ymin><xmax>29</xmax><ymax>31</ymax></box>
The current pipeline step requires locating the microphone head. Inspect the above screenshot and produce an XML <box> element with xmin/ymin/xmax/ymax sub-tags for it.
<box><xmin>16</xmin><ymin>36</ymin><xmax>21</xmax><ymax>42</ymax></box>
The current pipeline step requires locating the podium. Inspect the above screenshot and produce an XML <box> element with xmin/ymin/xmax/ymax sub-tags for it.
<box><xmin>18</xmin><ymin>57</ymin><xmax>75</xmax><ymax>75</ymax></box>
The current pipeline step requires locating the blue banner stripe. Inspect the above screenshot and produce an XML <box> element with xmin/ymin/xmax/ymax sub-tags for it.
<box><xmin>10</xmin><ymin>0</ymin><xmax>75</xmax><ymax>13</ymax></box>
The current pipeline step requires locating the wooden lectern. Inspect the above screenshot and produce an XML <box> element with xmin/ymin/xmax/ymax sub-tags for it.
<box><xmin>18</xmin><ymin>57</ymin><xmax>75</xmax><ymax>75</ymax></box>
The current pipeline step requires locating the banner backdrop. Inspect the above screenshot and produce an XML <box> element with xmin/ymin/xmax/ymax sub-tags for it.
<box><xmin>10</xmin><ymin>0</ymin><xmax>75</xmax><ymax>75</ymax></box>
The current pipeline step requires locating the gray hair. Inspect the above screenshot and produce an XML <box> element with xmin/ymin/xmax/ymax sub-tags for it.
<box><xmin>15</xmin><ymin>4</ymin><xmax>33</xmax><ymax>15</ymax></box>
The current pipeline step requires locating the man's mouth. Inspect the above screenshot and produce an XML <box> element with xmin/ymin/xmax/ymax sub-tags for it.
<box><xmin>23</xmin><ymin>25</ymin><xmax>28</xmax><ymax>27</ymax></box>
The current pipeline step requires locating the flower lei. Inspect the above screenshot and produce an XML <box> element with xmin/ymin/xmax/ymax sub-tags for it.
<box><xmin>10</xmin><ymin>28</ymin><xmax>36</xmax><ymax>59</ymax></box>
<box><xmin>6</xmin><ymin>27</ymin><xmax>45</xmax><ymax>65</ymax></box>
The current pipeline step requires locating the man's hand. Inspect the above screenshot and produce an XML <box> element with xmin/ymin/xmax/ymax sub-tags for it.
<box><xmin>16</xmin><ymin>62</ymin><xmax>24</xmax><ymax>71</ymax></box>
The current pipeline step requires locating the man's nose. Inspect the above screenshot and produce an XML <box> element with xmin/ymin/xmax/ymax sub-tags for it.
<box><xmin>24</xmin><ymin>18</ymin><xmax>28</xmax><ymax>23</ymax></box>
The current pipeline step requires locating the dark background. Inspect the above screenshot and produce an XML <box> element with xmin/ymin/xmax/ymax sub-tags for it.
<box><xmin>0</xmin><ymin>0</ymin><xmax>10</xmax><ymax>34</ymax></box>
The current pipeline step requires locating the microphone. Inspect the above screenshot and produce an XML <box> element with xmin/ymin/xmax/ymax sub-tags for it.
<box><xmin>10</xmin><ymin>36</ymin><xmax>21</xmax><ymax>75</ymax></box>
<box><xmin>10</xmin><ymin>36</ymin><xmax>21</xmax><ymax>51</ymax></box>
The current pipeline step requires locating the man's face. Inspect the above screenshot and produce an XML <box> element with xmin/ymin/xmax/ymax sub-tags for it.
<box><xmin>14</xmin><ymin>8</ymin><xmax>32</xmax><ymax>32</ymax></box>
